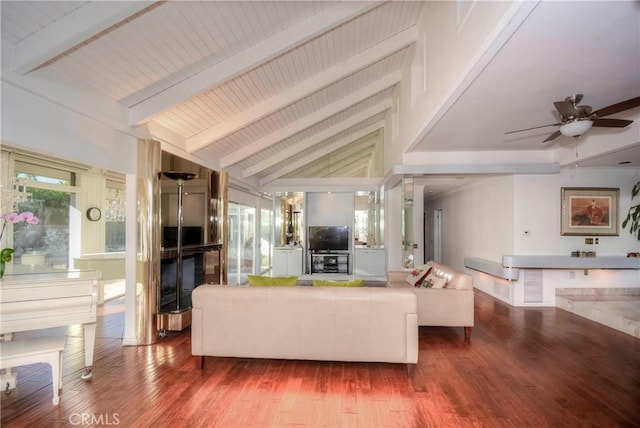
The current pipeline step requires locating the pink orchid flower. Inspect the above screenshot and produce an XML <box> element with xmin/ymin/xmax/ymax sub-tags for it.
<box><xmin>1</xmin><ymin>211</ymin><xmax>39</xmax><ymax>224</ymax></box>
<box><xmin>19</xmin><ymin>211</ymin><xmax>39</xmax><ymax>224</ymax></box>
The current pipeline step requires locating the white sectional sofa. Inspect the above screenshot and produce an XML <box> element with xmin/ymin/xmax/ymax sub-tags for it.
<box><xmin>191</xmin><ymin>284</ymin><xmax>419</xmax><ymax>375</ymax></box>
<box><xmin>386</xmin><ymin>261</ymin><xmax>474</xmax><ymax>341</ymax></box>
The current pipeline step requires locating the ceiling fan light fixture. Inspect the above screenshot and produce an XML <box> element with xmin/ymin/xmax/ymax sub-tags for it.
<box><xmin>559</xmin><ymin>119</ymin><xmax>593</xmax><ymax>137</ymax></box>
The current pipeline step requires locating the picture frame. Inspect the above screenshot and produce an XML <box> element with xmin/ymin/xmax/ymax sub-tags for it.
<box><xmin>561</xmin><ymin>187</ymin><xmax>619</xmax><ymax>236</ymax></box>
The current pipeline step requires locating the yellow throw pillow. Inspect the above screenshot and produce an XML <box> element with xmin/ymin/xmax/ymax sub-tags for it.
<box><xmin>247</xmin><ymin>275</ymin><xmax>298</xmax><ymax>286</ymax></box>
<box><xmin>312</xmin><ymin>279</ymin><xmax>364</xmax><ymax>287</ymax></box>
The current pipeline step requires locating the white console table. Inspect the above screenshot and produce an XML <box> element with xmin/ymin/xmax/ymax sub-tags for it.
<box><xmin>466</xmin><ymin>256</ymin><xmax>639</xmax><ymax>280</ymax></box>
<box><xmin>501</xmin><ymin>255</ymin><xmax>640</xmax><ymax>270</ymax></box>
<box><xmin>465</xmin><ymin>255</ymin><xmax>640</xmax><ymax>307</ymax></box>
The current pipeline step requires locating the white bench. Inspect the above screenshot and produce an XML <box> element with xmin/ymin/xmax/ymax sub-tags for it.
<box><xmin>0</xmin><ymin>336</ymin><xmax>67</xmax><ymax>405</ymax></box>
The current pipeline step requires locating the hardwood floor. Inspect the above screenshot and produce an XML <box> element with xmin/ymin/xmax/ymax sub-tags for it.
<box><xmin>2</xmin><ymin>289</ymin><xmax>639</xmax><ymax>427</ymax></box>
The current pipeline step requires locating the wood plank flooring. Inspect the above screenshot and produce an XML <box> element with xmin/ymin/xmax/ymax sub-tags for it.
<box><xmin>1</xmin><ymin>289</ymin><xmax>639</xmax><ymax>427</ymax></box>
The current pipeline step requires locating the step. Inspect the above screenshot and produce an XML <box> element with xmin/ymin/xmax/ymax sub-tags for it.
<box><xmin>556</xmin><ymin>288</ymin><xmax>640</xmax><ymax>339</ymax></box>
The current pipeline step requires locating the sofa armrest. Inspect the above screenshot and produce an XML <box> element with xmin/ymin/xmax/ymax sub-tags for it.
<box><xmin>412</xmin><ymin>287</ymin><xmax>474</xmax><ymax>327</ymax></box>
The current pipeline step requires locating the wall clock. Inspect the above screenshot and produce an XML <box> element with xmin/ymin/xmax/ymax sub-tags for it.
<box><xmin>86</xmin><ymin>207</ymin><xmax>102</xmax><ymax>221</ymax></box>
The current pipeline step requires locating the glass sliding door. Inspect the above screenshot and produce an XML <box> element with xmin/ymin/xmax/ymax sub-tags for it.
<box><xmin>402</xmin><ymin>176</ymin><xmax>414</xmax><ymax>268</ymax></box>
<box><xmin>227</xmin><ymin>202</ymin><xmax>256</xmax><ymax>285</ymax></box>
<box><xmin>260</xmin><ymin>207</ymin><xmax>272</xmax><ymax>274</ymax></box>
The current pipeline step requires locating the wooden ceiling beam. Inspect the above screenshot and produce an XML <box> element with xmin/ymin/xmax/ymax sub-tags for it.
<box><xmin>241</xmin><ymin>104</ymin><xmax>389</xmax><ymax>178</ymax></box>
<box><xmin>187</xmin><ymin>26</ymin><xmax>416</xmax><ymax>152</ymax></box>
<box><xmin>258</xmin><ymin>121</ymin><xmax>385</xmax><ymax>186</ymax></box>
<box><xmin>222</xmin><ymin>72</ymin><xmax>399</xmax><ymax>168</ymax></box>
<box><xmin>128</xmin><ymin>1</ymin><xmax>381</xmax><ymax>125</ymax></box>
<box><xmin>12</xmin><ymin>2</ymin><xmax>155</xmax><ymax>75</ymax></box>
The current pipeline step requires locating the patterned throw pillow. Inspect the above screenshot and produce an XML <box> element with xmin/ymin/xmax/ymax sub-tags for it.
<box><xmin>422</xmin><ymin>273</ymin><xmax>447</xmax><ymax>288</ymax></box>
<box><xmin>405</xmin><ymin>267</ymin><xmax>431</xmax><ymax>287</ymax></box>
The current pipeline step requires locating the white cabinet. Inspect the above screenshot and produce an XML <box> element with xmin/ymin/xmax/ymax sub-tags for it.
<box><xmin>273</xmin><ymin>247</ymin><xmax>303</xmax><ymax>275</ymax></box>
<box><xmin>354</xmin><ymin>248</ymin><xmax>386</xmax><ymax>276</ymax></box>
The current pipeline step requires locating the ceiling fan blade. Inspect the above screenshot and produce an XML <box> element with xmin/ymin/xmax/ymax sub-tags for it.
<box><xmin>504</xmin><ymin>123</ymin><xmax>561</xmax><ymax>135</ymax></box>
<box><xmin>591</xmin><ymin>96</ymin><xmax>640</xmax><ymax>117</ymax></box>
<box><xmin>592</xmin><ymin>118</ymin><xmax>634</xmax><ymax>128</ymax></box>
<box><xmin>543</xmin><ymin>130</ymin><xmax>561</xmax><ymax>143</ymax></box>
<box><xmin>554</xmin><ymin>101</ymin><xmax>580</xmax><ymax>118</ymax></box>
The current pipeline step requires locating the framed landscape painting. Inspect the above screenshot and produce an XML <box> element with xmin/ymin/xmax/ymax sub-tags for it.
<box><xmin>561</xmin><ymin>187</ymin><xmax>619</xmax><ymax>236</ymax></box>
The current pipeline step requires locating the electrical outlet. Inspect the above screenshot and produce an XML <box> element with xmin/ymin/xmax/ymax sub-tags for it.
<box><xmin>595</xmin><ymin>238</ymin><xmax>599</xmax><ymax>244</ymax></box>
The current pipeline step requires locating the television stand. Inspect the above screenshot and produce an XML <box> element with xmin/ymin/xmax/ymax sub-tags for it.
<box><xmin>310</xmin><ymin>252</ymin><xmax>349</xmax><ymax>274</ymax></box>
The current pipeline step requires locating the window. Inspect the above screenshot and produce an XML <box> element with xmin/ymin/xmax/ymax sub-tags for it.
<box><xmin>105</xmin><ymin>181</ymin><xmax>126</xmax><ymax>252</ymax></box>
<box><xmin>14</xmin><ymin>162</ymin><xmax>76</xmax><ymax>268</ymax></box>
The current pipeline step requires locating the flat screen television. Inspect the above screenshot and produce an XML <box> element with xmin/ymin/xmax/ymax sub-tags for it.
<box><xmin>163</xmin><ymin>226</ymin><xmax>203</xmax><ymax>248</ymax></box>
<box><xmin>308</xmin><ymin>226</ymin><xmax>349</xmax><ymax>252</ymax></box>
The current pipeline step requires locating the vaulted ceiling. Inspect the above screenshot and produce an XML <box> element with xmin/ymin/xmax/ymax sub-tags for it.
<box><xmin>1</xmin><ymin>1</ymin><xmax>420</xmax><ymax>185</ymax></box>
<box><xmin>1</xmin><ymin>1</ymin><xmax>638</xmax><ymax>194</ymax></box>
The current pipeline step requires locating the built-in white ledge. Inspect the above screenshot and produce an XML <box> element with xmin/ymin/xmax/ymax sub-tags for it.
<box><xmin>464</xmin><ymin>258</ymin><xmax>519</xmax><ymax>280</ymax></box>
<box><xmin>502</xmin><ymin>255</ymin><xmax>640</xmax><ymax>270</ymax></box>
<box><xmin>465</xmin><ymin>256</ymin><xmax>639</xmax><ymax>281</ymax></box>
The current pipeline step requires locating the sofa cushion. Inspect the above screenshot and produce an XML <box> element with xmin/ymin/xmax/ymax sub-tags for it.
<box><xmin>247</xmin><ymin>275</ymin><xmax>298</xmax><ymax>286</ymax></box>
<box><xmin>313</xmin><ymin>279</ymin><xmax>364</xmax><ymax>287</ymax></box>
<box><xmin>405</xmin><ymin>266</ymin><xmax>431</xmax><ymax>287</ymax></box>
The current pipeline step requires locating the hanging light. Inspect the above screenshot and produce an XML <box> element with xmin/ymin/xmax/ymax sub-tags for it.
<box><xmin>559</xmin><ymin>119</ymin><xmax>593</xmax><ymax>138</ymax></box>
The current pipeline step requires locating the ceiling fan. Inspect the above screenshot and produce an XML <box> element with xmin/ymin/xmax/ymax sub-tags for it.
<box><xmin>506</xmin><ymin>94</ymin><xmax>640</xmax><ymax>143</ymax></box>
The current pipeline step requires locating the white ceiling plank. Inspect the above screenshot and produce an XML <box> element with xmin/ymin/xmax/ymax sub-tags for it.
<box><xmin>252</xmin><ymin>127</ymin><xmax>380</xmax><ymax>181</ymax></box>
<box><xmin>259</xmin><ymin>122</ymin><xmax>385</xmax><ymax>185</ymax></box>
<box><xmin>128</xmin><ymin>1</ymin><xmax>381</xmax><ymax>125</ymax></box>
<box><xmin>245</xmin><ymin>120</ymin><xmax>383</xmax><ymax>179</ymax></box>
<box><xmin>187</xmin><ymin>26</ymin><xmax>417</xmax><ymax>152</ymax></box>
<box><xmin>243</xmin><ymin>111</ymin><xmax>387</xmax><ymax>178</ymax></box>
<box><xmin>293</xmin><ymin>137</ymin><xmax>378</xmax><ymax>178</ymax></box>
<box><xmin>12</xmin><ymin>1</ymin><xmax>156</xmax><ymax>75</ymax></box>
<box><xmin>322</xmin><ymin>152</ymin><xmax>373</xmax><ymax>177</ymax></box>
<box><xmin>290</xmin><ymin>134</ymin><xmax>378</xmax><ymax>177</ymax></box>
<box><xmin>222</xmin><ymin>72</ymin><xmax>401</xmax><ymax>168</ymax></box>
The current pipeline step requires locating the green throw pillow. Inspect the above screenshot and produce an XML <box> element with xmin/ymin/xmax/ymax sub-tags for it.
<box><xmin>247</xmin><ymin>275</ymin><xmax>298</xmax><ymax>286</ymax></box>
<box><xmin>312</xmin><ymin>279</ymin><xmax>364</xmax><ymax>287</ymax></box>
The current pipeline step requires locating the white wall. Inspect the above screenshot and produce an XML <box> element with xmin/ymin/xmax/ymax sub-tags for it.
<box><xmin>1</xmin><ymin>82</ymin><xmax>137</xmax><ymax>173</ymax></box>
<box><xmin>306</xmin><ymin>192</ymin><xmax>354</xmax><ymax>228</ymax></box>
<box><xmin>386</xmin><ymin>183</ymin><xmax>404</xmax><ymax>270</ymax></box>
<box><xmin>425</xmin><ymin>168</ymin><xmax>640</xmax><ymax>305</ymax></box>
<box><xmin>425</xmin><ymin>175</ymin><xmax>515</xmax><ymax>270</ymax></box>
<box><xmin>514</xmin><ymin>168</ymin><xmax>639</xmax><ymax>255</ymax></box>
<box><xmin>512</xmin><ymin>168</ymin><xmax>640</xmax><ymax>297</ymax></box>
<box><xmin>387</xmin><ymin>0</ymin><xmax>517</xmax><ymax>166</ymax></box>
<box><xmin>76</xmin><ymin>172</ymin><xmax>107</xmax><ymax>254</ymax></box>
